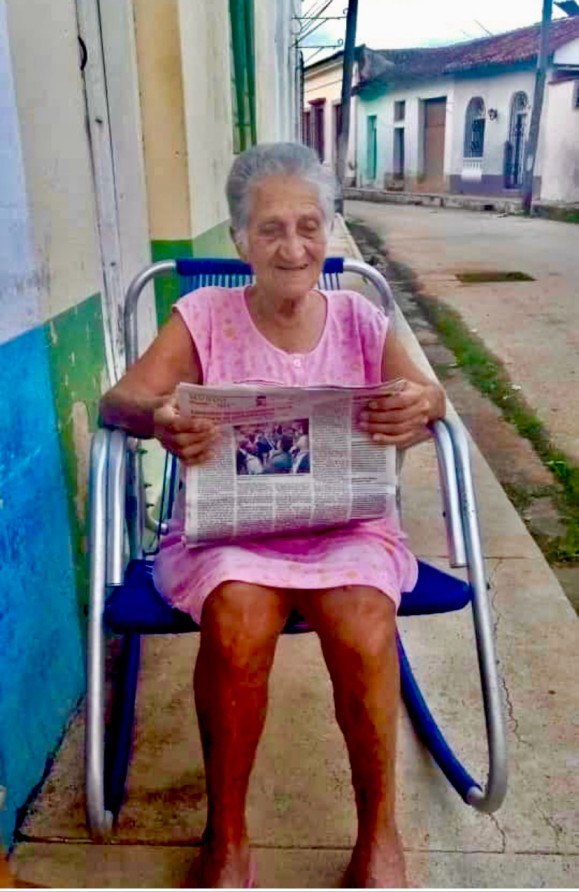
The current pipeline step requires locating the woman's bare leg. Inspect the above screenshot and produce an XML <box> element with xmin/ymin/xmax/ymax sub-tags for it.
<box><xmin>293</xmin><ymin>585</ymin><xmax>406</xmax><ymax>889</ymax></box>
<box><xmin>194</xmin><ymin>581</ymin><xmax>292</xmax><ymax>887</ymax></box>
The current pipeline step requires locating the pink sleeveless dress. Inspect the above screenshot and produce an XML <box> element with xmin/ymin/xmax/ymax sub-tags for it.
<box><xmin>152</xmin><ymin>286</ymin><xmax>418</xmax><ymax>622</ymax></box>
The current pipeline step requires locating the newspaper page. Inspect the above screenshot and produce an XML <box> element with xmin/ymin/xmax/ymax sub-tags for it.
<box><xmin>176</xmin><ymin>380</ymin><xmax>405</xmax><ymax>546</ymax></box>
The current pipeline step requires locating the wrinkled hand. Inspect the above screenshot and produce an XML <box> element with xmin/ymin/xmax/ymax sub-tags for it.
<box><xmin>358</xmin><ymin>381</ymin><xmax>433</xmax><ymax>449</ymax></box>
<box><xmin>153</xmin><ymin>396</ymin><xmax>220</xmax><ymax>465</ymax></box>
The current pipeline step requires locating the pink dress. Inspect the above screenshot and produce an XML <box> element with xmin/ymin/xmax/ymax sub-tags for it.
<box><xmin>152</xmin><ymin>286</ymin><xmax>418</xmax><ymax>622</ymax></box>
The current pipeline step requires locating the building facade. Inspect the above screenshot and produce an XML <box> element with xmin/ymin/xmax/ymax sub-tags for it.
<box><xmin>303</xmin><ymin>49</ymin><xmax>357</xmax><ymax>183</ymax></box>
<box><xmin>0</xmin><ymin>0</ymin><xmax>301</xmax><ymax>847</ymax></box>
<box><xmin>354</xmin><ymin>18</ymin><xmax>579</xmax><ymax>202</ymax></box>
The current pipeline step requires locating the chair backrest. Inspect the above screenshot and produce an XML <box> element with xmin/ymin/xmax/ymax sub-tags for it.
<box><xmin>123</xmin><ymin>256</ymin><xmax>397</xmax><ymax>557</ymax></box>
<box><xmin>124</xmin><ymin>257</ymin><xmax>395</xmax><ymax>367</ymax></box>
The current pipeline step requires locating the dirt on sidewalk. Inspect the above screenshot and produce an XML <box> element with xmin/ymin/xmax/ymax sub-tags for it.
<box><xmin>346</xmin><ymin>217</ymin><xmax>579</xmax><ymax>614</ymax></box>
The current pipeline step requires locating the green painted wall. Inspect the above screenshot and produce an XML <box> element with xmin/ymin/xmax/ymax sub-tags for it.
<box><xmin>151</xmin><ymin>219</ymin><xmax>236</xmax><ymax>325</ymax></box>
<box><xmin>46</xmin><ymin>292</ymin><xmax>108</xmax><ymax>621</ymax></box>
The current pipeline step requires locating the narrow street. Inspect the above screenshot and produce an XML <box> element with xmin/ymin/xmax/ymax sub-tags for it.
<box><xmin>346</xmin><ymin>200</ymin><xmax>579</xmax><ymax>611</ymax></box>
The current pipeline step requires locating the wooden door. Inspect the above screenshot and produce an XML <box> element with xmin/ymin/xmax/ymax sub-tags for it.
<box><xmin>422</xmin><ymin>97</ymin><xmax>446</xmax><ymax>191</ymax></box>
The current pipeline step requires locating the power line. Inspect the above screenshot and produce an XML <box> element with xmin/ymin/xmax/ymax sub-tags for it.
<box><xmin>474</xmin><ymin>19</ymin><xmax>493</xmax><ymax>35</ymax></box>
<box><xmin>298</xmin><ymin>0</ymin><xmax>336</xmax><ymax>41</ymax></box>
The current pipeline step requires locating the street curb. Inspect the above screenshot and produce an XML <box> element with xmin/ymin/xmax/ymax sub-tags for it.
<box><xmin>345</xmin><ymin>187</ymin><xmax>522</xmax><ymax>215</ymax></box>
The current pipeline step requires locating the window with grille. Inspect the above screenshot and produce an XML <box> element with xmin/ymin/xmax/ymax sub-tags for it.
<box><xmin>464</xmin><ymin>97</ymin><xmax>486</xmax><ymax>158</ymax></box>
<box><xmin>229</xmin><ymin>0</ymin><xmax>256</xmax><ymax>154</ymax></box>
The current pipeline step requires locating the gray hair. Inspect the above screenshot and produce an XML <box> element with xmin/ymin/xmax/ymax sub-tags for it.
<box><xmin>226</xmin><ymin>142</ymin><xmax>336</xmax><ymax>247</ymax></box>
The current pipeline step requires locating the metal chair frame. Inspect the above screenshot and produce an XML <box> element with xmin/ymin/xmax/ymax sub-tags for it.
<box><xmin>86</xmin><ymin>257</ymin><xmax>508</xmax><ymax>839</ymax></box>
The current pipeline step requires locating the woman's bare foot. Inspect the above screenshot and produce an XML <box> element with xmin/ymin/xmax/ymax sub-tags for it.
<box><xmin>194</xmin><ymin>835</ymin><xmax>253</xmax><ymax>888</ymax></box>
<box><xmin>342</xmin><ymin>831</ymin><xmax>407</xmax><ymax>889</ymax></box>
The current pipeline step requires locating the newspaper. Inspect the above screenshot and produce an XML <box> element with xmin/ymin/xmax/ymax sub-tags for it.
<box><xmin>176</xmin><ymin>379</ymin><xmax>405</xmax><ymax>546</ymax></box>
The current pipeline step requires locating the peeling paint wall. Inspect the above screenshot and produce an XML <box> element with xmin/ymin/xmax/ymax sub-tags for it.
<box><xmin>0</xmin><ymin>0</ymin><xmax>107</xmax><ymax>845</ymax></box>
<box><xmin>47</xmin><ymin>294</ymin><xmax>109</xmax><ymax>607</ymax></box>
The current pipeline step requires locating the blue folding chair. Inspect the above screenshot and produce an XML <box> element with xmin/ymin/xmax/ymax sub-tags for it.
<box><xmin>86</xmin><ymin>257</ymin><xmax>508</xmax><ymax>838</ymax></box>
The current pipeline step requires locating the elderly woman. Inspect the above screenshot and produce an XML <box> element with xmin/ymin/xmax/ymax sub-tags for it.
<box><xmin>100</xmin><ymin>142</ymin><xmax>445</xmax><ymax>888</ymax></box>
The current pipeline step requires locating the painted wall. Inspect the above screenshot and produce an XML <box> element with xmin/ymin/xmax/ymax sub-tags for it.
<box><xmin>2</xmin><ymin>0</ymin><xmax>109</xmax><ymax>585</ymax></box>
<box><xmin>449</xmin><ymin>68</ymin><xmax>535</xmax><ymax>194</ymax></box>
<box><xmin>541</xmin><ymin>78</ymin><xmax>579</xmax><ymax>202</ymax></box>
<box><xmin>0</xmin><ymin>0</ymin><xmax>107</xmax><ymax>846</ymax></box>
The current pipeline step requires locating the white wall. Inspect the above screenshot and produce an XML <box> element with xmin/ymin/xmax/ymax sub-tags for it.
<box><xmin>0</xmin><ymin>0</ymin><xmax>40</xmax><ymax>344</ymax></box>
<box><xmin>5</xmin><ymin>0</ymin><xmax>102</xmax><ymax>322</ymax></box>
<box><xmin>553</xmin><ymin>37</ymin><xmax>579</xmax><ymax>65</ymax></box>
<box><xmin>540</xmin><ymin>79</ymin><xmax>579</xmax><ymax>202</ymax></box>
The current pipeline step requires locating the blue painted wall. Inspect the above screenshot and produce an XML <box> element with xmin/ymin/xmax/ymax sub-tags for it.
<box><xmin>0</xmin><ymin>326</ymin><xmax>84</xmax><ymax>845</ymax></box>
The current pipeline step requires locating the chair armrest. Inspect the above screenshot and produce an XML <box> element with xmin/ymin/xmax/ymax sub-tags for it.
<box><xmin>431</xmin><ymin>420</ymin><xmax>467</xmax><ymax>568</ymax></box>
<box><xmin>89</xmin><ymin>428</ymin><xmax>128</xmax><ymax>589</ymax></box>
<box><xmin>434</xmin><ymin>416</ymin><xmax>508</xmax><ymax>812</ymax></box>
<box><xmin>105</xmin><ymin>429</ymin><xmax>128</xmax><ymax>586</ymax></box>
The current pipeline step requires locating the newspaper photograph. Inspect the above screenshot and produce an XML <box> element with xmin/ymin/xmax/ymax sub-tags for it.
<box><xmin>176</xmin><ymin>379</ymin><xmax>405</xmax><ymax>546</ymax></box>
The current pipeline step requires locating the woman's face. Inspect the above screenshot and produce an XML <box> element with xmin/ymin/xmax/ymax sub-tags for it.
<box><xmin>240</xmin><ymin>174</ymin><xmax>328</xmax><ymax>300</ymax></box>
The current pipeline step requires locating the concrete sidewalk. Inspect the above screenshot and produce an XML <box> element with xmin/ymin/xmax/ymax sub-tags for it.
<box><xmin>10</xmin><ymin>219</ymin><xmax>579</xmax><ymax>888</ymax></box>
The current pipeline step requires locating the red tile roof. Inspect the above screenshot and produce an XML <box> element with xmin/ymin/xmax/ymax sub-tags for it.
<box><xmin>358</xmin><ymin>17</ymin><xmax>579</xmax><ymax>87</ymax></box>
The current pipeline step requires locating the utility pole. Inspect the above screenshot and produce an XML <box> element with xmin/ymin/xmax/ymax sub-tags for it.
<box><xmin>335</xmin><ymin>0</ymin><xmax>358</xmax><ymax>214</ymax></box>
<box><xmin>521</xmin><ymin>0</ymin><xmax>553</xmax><ymax>214</ymax></box>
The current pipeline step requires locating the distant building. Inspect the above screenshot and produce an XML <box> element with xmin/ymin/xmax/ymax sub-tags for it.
<box><xmin>353</xmin><ymin>17</ymin><xmax>579</xmax><ymax>203</ymax></box>
<box><xmin>303</xmin><ymin>49</ymin><xmax>358</xmax><ymax>184</ymax></box>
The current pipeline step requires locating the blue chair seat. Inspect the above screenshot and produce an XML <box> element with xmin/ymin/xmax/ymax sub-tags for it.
<box><xmin>104</xmin><ymin>558</ymin><xmax>472</xmax><ymax>636</ymax></box>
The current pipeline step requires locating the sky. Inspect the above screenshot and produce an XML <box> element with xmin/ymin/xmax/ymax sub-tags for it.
<box><xmin>300</xmin><ymin>0</ymin><xmax>566</xmax><ymax>62</ymax></box>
